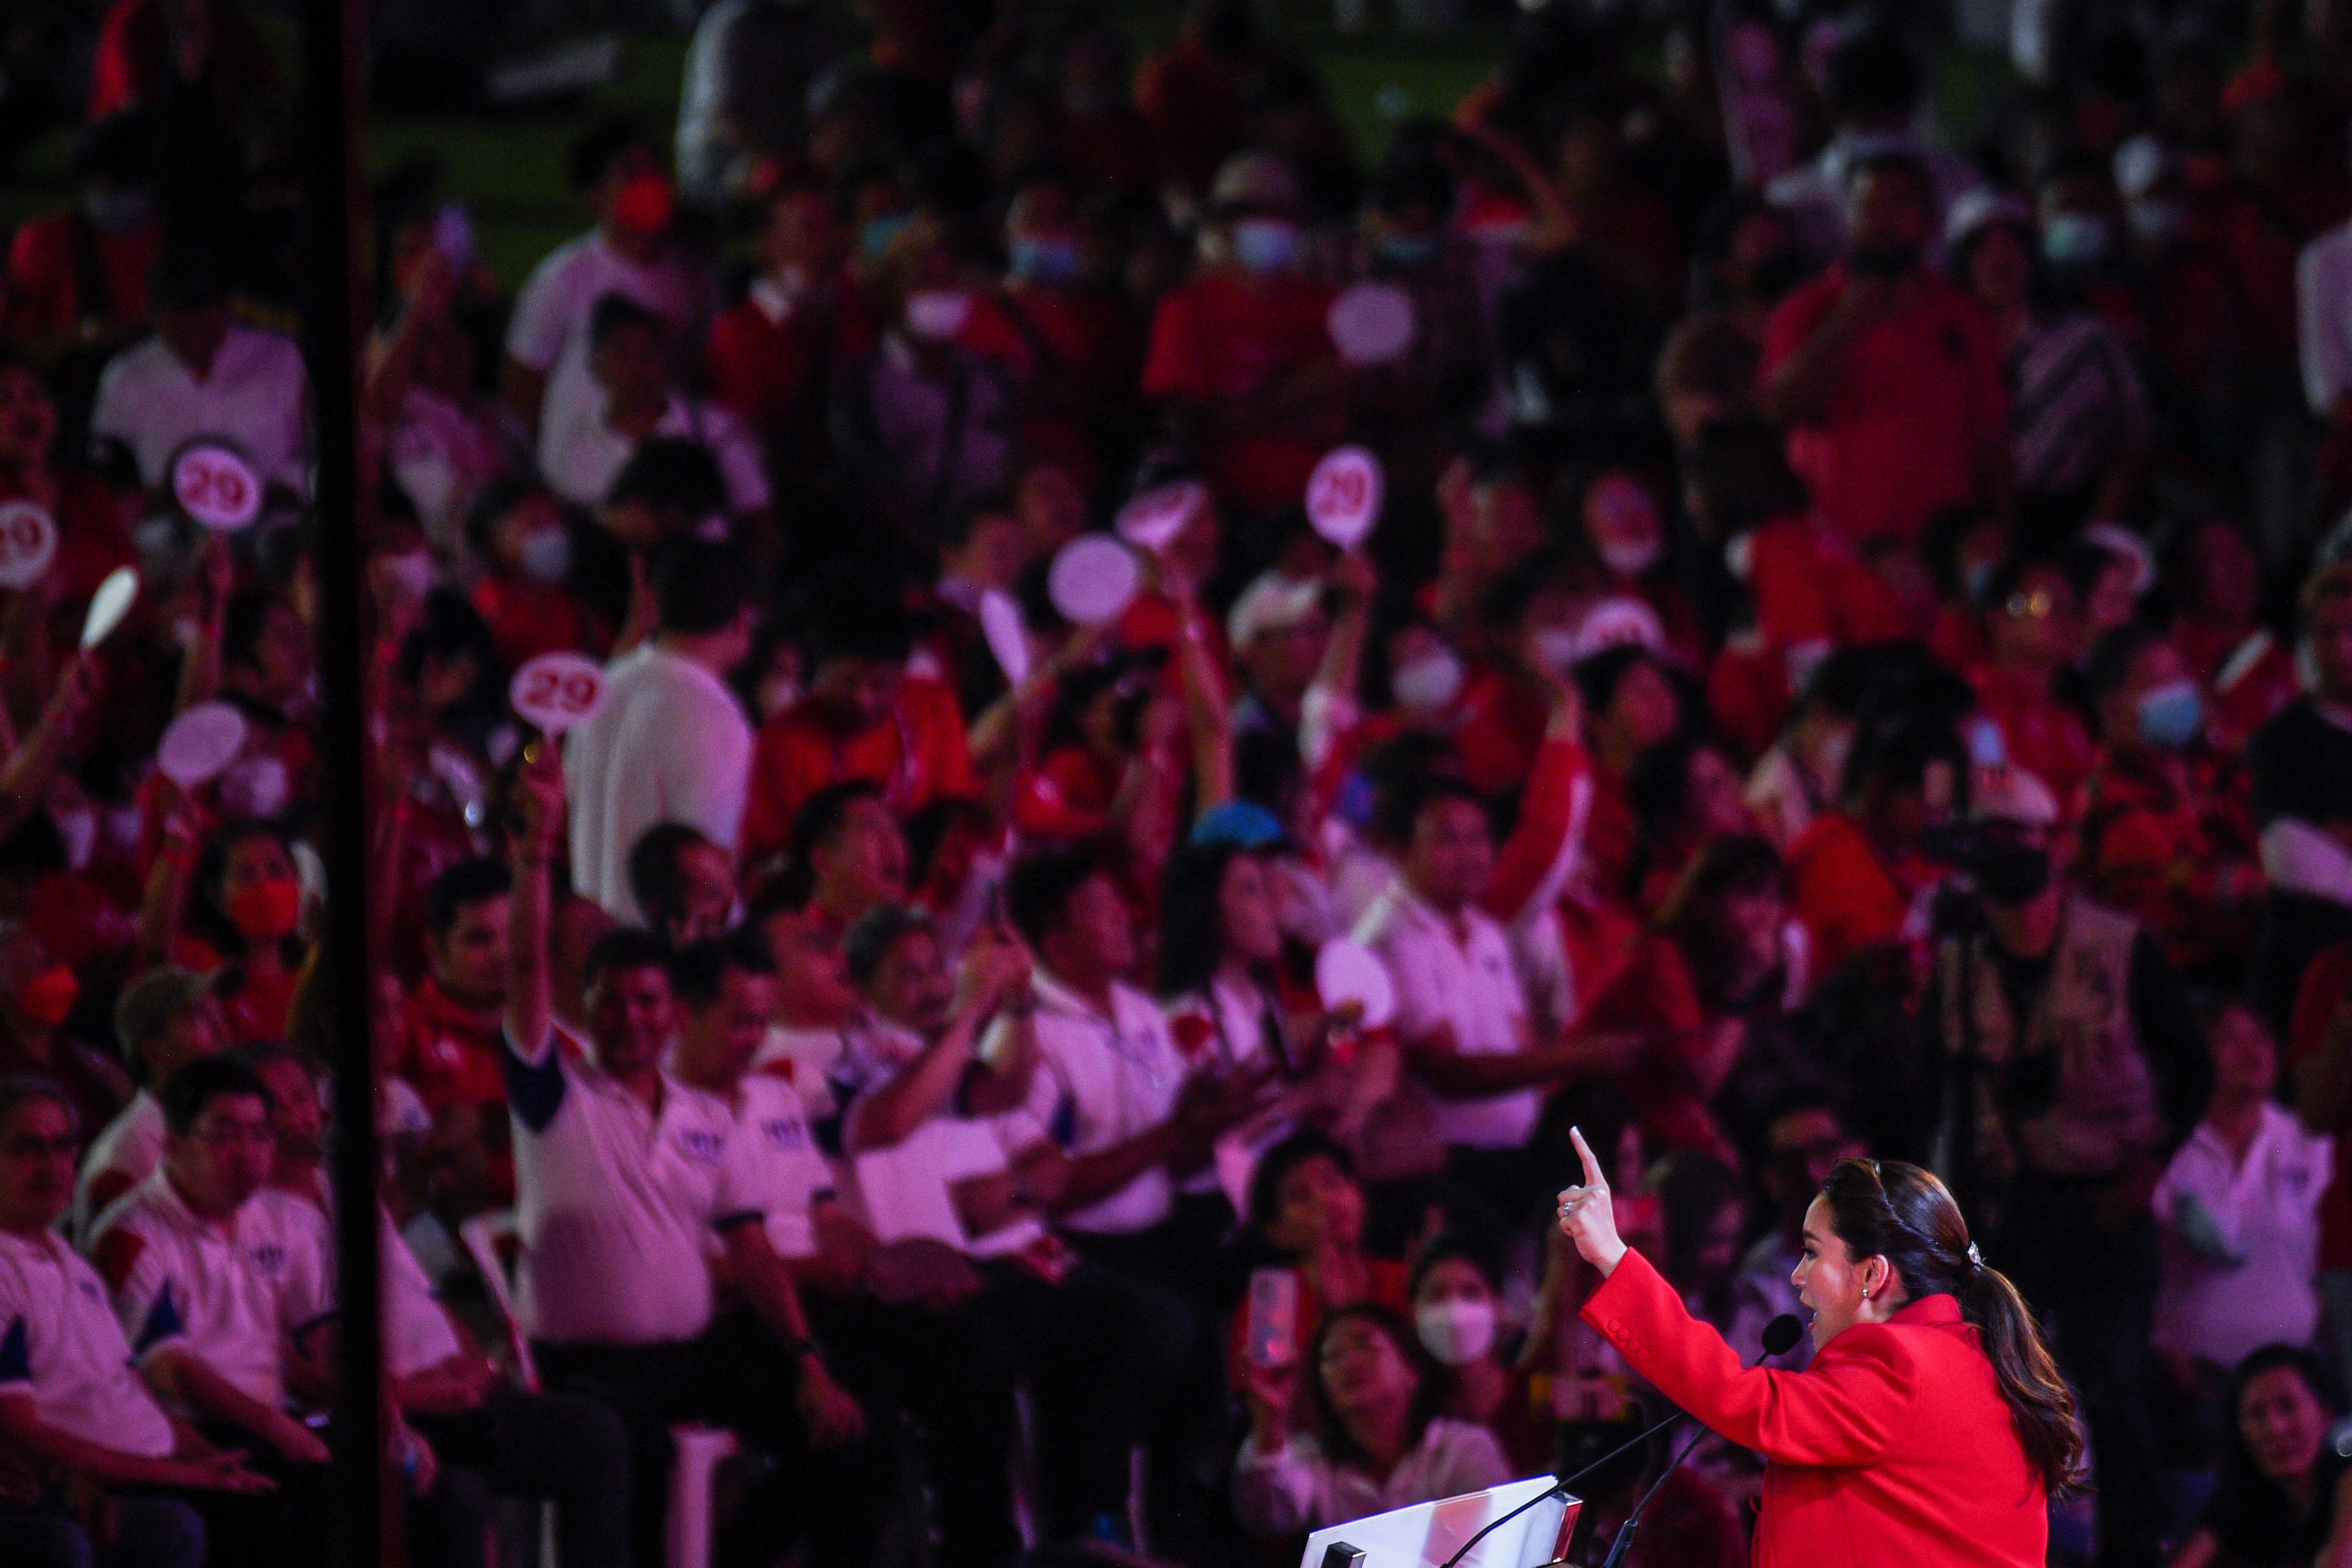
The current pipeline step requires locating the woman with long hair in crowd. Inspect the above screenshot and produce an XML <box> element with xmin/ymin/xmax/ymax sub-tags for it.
<box><xmin>2169</xmin><ymin>1345</ymin><xmax>2352</xmax><ymax>1568</ymax></box>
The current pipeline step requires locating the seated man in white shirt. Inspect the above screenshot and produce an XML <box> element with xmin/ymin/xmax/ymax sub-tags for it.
<box><xmin>503</xmin><ymin>754</ymin><xmax>806</xmax><ymax>1568</ymax></box>
<box><xmin>89</xmin><ymin>247</ymin><xmax>311</xmax><ymax>501</ymax></box>
<box><xmin>87</xmin><ymin>1059</ymin><xmax>343</xmax><ymax>1568</ymax></box>
<box><xmin>76</xmin><ymin>966</ymin><xmax>224</xmax><ymax>1240</ymax></box>
<box><xmin>670</xmin><ymin>931</ymin><xmax>1025</xmax><ymax>1568</ymax></box>
<box><xmin>0</xmin><ymin>1075</ymin><xmax>264</xmax><ymax>1568</ymax></box>
<box><xmin>1002</xmin><ymin>847</ymin><xmax>1261</xmax><ymax>1547</ymax></box>
<box><xmin>842</xmin><ymin>904</ymin><xmax>1164</xmax><ymax>1544</ymax></box>
<box><xmin>1355</xmin><ymin>774</ymin><xmax>1597</xmax><ymax>1218</ymax></box>
<box><xmin>540</xmin><ymin>294</ymin><xmax>770</xmax><ymax>530</ymax></box>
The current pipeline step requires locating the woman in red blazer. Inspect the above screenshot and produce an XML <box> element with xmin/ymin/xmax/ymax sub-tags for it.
<box><xmin>1556</xmin><ymin>1130</ymin><xmax>2082</xmax><ymax>1568</ymax></box>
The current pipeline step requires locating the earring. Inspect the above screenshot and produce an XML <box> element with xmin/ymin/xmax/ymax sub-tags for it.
<box><xmin>1860</xmin><ymin>1287</ymin><xmax>1870</xmax><ymax>1300</ymax></box>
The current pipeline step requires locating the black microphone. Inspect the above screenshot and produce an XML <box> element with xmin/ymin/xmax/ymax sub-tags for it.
<box><xmin>1593</xmin><ymin>1313</ymin><xmax>1804</xmax><ymax>1568</ymax></box>
<box><xmin>1437</xmin><ymin>1313</ymin><xmax>1803</xmax><ymax>1568</ymax></box>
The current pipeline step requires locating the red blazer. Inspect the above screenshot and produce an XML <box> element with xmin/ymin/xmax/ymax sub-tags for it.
<box><xmin>1582</xmin><ymin>1250</ymin><xmax>2046</xmax><ymax>1568</ymax></box>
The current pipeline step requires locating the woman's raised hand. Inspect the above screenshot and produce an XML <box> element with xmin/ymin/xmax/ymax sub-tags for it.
<box><xmin>1557</xmin><ymin>1125</ymin><xmax>1628</xmax><ymax>1277</ymax></box>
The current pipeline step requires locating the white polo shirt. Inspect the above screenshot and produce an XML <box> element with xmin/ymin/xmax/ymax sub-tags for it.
<box><xmin>1353</xmin><ymin>877</ymin><xmax>1538</xmax><ymax>1150</ymax></box>
<box><xmin>0</xmin><ymin>1226</ymin><xmax>176</xmax><ymax>1458</ymax></box>
<box><xmin>708</xmin><ymin>1069</ymin><xmax>834</xmax><ymax>1260</ymax></box>
<box><xmin>503</xmin><ymin>1026</ymin><xmax>753</xmax><ymax>1346</ymax></box>
<box><xmin>1020</xmin><ymin>971</ymin><xmax>1189</xmax><ymax>1236</ymax></box>
<box><xmin>540</xmin><ymin>390</ymin><xmax>770</xmax><ymax>514</ymax></box>
<box><xmin>2153</xmin><ymin>1103</ymin><xmax>2334</xmax><ymax>1368</ymax></box>
<box><xmin>75</xmin><ymin>1089</ymin><xmax>165</xmax><ymax>1242</ymax></box>
<box><xmin>90</xmin><ymin>324</ymin><xmax>312</xmax><ymax>493</ymax></box>
<box><xmin>752</xmin><ymin>1023</ymin><xmax>858</xmax><ymax>1130</ymax></box>
<box><xmin>90</xmin><ymin>1173</ymin><xmax>333</xmax><ymax>1409</ymax></box>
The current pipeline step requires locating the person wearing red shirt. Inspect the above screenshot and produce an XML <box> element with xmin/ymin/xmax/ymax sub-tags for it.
<box><xmin>0</xmin><ymin>356</ymin><xmax>135</xmax><ymax>666</ymax></box>
<box><xmin>1788</xmin><ymin>717</ymin><xmax>1964</xmax><ymax>974</ymax></box>
<box><xmin>1228</xmin><ymin>1132</ymin><xmax>1410</xmax><ymax>1404</ymax></box>
<box><xmin>1</xmin><ymin>114</ymin><xmax>164</xmax><ymax>367</ymax></box>
<box><xmin>1557</xmin><ymin>1146</ymin><xmax>2078</xmax><ymax>1568</ymax></box>
<box><xmin>705</xmin><ymin>180</ymin><xmax>875</xmax><ymax>470</ymax></box>
<box><xmin>1760</xmin><ymin>152</ymin><xmax>2008</xmax><ymax>553</ymax></box>
<box><xmin>88</xmin><ymin>0</ymin><xmax>283</xmax><ymax>127</ymax></box>
<box><xmin>1141</xmin><ymin>152</ymin><xmax>1341</xmax><ymax>518</ymax></box>
<box><xmin>1964</xmin><ymin>556</ymin><xmax>2097</xmax><ymax>812</ymax></box>
<box><xmin>1133</xmin><ymin>0</ymin><xmax>1265</xmax><ymax>201</ymax></box>
<box><xmin>2076</xmin><ymin>623</ymin><xmax>2259</xmax><ymax>978</ymax></box>
<box><xmin>2168</xmin><ymin>517</ymin><xmax>2298</xmax><ymax>752</ymax></box>
<box><xmin>388</xmin><ymin>858</ymin><xmax>513</xmax><ymax>1117</ymax></box>
<box><xmin>744</xmin><ymin>592</ymin><xmax>976</xmax><ymax>873</ymax></box>
<box><xmin>463</xmin><ymin>481</ymin><xmax>609</xmax><ymax>671</ymax></box>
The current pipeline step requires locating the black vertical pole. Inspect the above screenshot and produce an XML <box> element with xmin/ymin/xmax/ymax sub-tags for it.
<box><xmin>296</xmin><ymin>0</ymin><xmax>388</xmax><ymax>1558</ymax></box>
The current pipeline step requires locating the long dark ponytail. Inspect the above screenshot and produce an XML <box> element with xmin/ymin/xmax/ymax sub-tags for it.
<box><xmin>1818</xmin><ymin>1159</ymin><xmax>2085</xmax><ymax>1495</ymax></box>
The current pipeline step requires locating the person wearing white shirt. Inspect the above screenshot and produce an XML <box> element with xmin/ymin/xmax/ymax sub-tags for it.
<box><xmin>76</xmin><ymin>967</ymin><xmax>223</xmax><ymax>1242</ymax></box>
<box><xmin>501</xmin><ymin>119</ymin><xmax>711</xmax><ymax>446</ymax></box>
<box><xmin>1355</xmin><ymin>776</ymin><xmax>1589</xmax><ymax>1213</ymax></box>
<box><xmin>89</xmin><ymin>249</ymin><xmax>311</xmax><ymax>498</ymax></box>
<box><xmin>0</xmin><ymin>1076</ymin><xmax>264</xmax><ymax>1568</ymax></box>
<box><xmin>564</xmin><ymin>539</ymin><xmax>755</xmax><ymax>926</ymax></box>
<box><xmin>842</xmin><ymin>903</ymin><xmax>1165</xmax><ymax>1545</ymax></box>
<box><xmin>87</xmin><ymin>1059</ymin><xmax>342</xmax><ymax>1568</ymax></box>
<box><xmin>539</xmin><ymin>294</ymin><xmax>770</xmax><ymax>518</ymax></box>
<box><xmin>2153</xmin><ymin>1002</ymin><xmax>2333</xmax><ymax>1374</ymax></box>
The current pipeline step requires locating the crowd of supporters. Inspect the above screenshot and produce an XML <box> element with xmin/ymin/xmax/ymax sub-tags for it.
<box><xmin>14</xmin><ymin>0</ymin><xmax>2352</xmax><ymax>1565</ymax></box>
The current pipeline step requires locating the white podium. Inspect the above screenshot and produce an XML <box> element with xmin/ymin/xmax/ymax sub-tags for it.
<box><xmin>1298</xmin><ymin>1477</ymin><xmax>1581</xmax><ymax>1568</ymax></box>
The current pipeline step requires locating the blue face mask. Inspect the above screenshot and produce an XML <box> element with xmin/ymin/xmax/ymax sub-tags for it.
<box><xmin>1007</xmin><ymin>235</ymin><xmax>1080</xmax><ymax>284</ymax></box>
<box><xmin>1231</xmin><ymin>218</ymin><xmax>1299</xmax><ymax>274</ymax></box>
<box><xmin>859</xmin><ymin>211</ymin><xmax>914</xmax><ymax>265</ymax></box>
<box><xmin>2042</xmin><ymin>211</ymin><xmax>2112</xmax><ymax>269</ymax></box>
<box><xmin>2136</xmin><ymin>679</ymin><xmax>2203</xmax><ymax>748</ymax></box>
<box><xmin>1376</xmin><ymin>231</ymin><xmax>1439</xmax><ymax>270</ymax></box>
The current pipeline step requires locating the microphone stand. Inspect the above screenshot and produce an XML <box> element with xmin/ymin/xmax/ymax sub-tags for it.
<box><xmin>1432</xmin><ymin>1411</ymin><xmax>1683</xmax><ymax>1568</ymax></box>
<box><xmin>1593</xmin><ymin>1424</ymin><xmax>1710</xmax><ymax>1568</ymax></box>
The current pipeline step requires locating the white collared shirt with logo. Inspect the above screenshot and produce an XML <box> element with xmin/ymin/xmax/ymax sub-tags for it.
<box><xmin>91</xmin><ymin>1172</ymin><xmax>333</xmax><ymax>1410</ymax></box>
<box><xmin>0</xmin><ymin>1226</ymin><xmax>176</xmax><ymax>1458</ymax></box>
<box><xmin>1354</xmin><ymin>877</ymin><xmax>1538</xmax><ymax>1149</ymax></box>
<box><xmin>1021</xmin><ymin>973</ymin><xmax>1190</xmax><ymax>1235</ymax></box>
<box><xmin>712</xmin><ymin>1071</ymin><xmax>834</xmax><ymax>1260</ymax></box>
<box><xmin>502</xmin><ymin>1026</ymin><xmax>755</xmax><ymax>1346</ymax></box>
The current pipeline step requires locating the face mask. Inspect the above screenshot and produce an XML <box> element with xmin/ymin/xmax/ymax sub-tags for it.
<box><xmin>84</xmin><ymin>188</ymin><xmax>155</xmax><ymax>235</ymax></box>
<box><xmin>2127</xmin><ymin>199</ymin><xmax>2184</xmax><ymax>247</ymax></box>
<box><xmin>1415</xmin><ymin>1297</ymin><xmax>1498</xmax><ymax>1366</ymax></box>
<box><xmin>378</xmin><ymin>551</ymin><xmax>432</xmax><ymax>604</ymax></box>
<box><xmin>1007</xmin><ymin>236</ymin><xmax>1080</xmax><ymax>284</ymax></box>
<box><xmin>2041</xmin><ymin>212</ymin><xmax>2111</xmax><ymax>269</ymax></box>
<box><xmin>16</xmin><ymin>964</ymin><xmax>80</xmax><ymax>1029</ymax></box>
<box><xmin>517</xmin><ymin>528</ymin><xmax>573</xmax><ymax>584</ymax></box>
<box><xmin>1598</xmin><ymin>534</ymin><xmax>1661</xmax><ymax>579</ymax></box>
<box><xmin>1231</xmin><ymin>218</ymin><xmax>1299</xmax><ymax>274</ymax></box>
<box><xmin>1392</xmin><ymin>648</ymin><xmax>1463</xmax><ymax>715</ymax></box>
<box><xmin>1748</xmin><ymin>250</ymin><xmax>1807</xmax><ymax>300</ymax></box>
<box><xmin>860</xmin><ymin>211</ymin><xmax>914</xmax><ymax>265</ymax></box>
<box><xmin>2136</xmin><ymin>679</ymin><xmax>2204</xmax><ymax>748</ymax></box>
<box><xmin>903</xmin><ymin>288</ymin><xmax>972</xmax><ymax>342</ymax></box>
<box><xmin>611</xmin><ymin>171</ymin><xmax>675</xmax><ymax>236</ymax></box>
<box><xmin>216</xmin><ymin>755</ymin><xmax>289</xmax><ymax>820</ymax></box>
<box><xmin>1376</xmin><ymin>232</ymin><xmax>1440</xmax><ymax>270</ymax></box>
<box><xmin>226</xmin><ymin>875</ymin><xmax>302</xmax><ymax>944</ymax></box>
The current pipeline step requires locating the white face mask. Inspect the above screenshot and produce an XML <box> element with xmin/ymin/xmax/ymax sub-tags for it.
<box><xmin>903</xmin><ymin>288</ymin><xmax>972</xmax><ymax>342</ymax></box>
<box><xmin>1415</xmin><ymin>1297</ymin><xmax>1497</xmax><ymax>1366</ymax></box>
<box><xmin>1392</xmin><ymin>648</ymin><xmax>1464</xmax><ymax>715</ymax></box>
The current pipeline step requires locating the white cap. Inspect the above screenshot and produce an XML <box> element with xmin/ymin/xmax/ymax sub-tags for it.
<box><xmin>1227</xmin><ymin>571</ymin><xmax>1325</xmax><ymax>648</ymax></box>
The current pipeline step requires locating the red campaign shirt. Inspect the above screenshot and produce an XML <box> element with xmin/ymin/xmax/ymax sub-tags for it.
<box><xmin>1743</xmin><ymin>516</ymin><xmax>1910</xmax><ymax>651</ymax></box>
<box><xmin>1788</xmin><ymin>811</ymin><xmax>1917</xmax><ymax>975</ymax></box>
<box><xmin>2074</xmin><ymin>745</ymin><xmax>2257</xmax><ymax>974</ymax></box>
<box><xmin>16</xmin><ymin>870</ymin><xmax>137</xmax><ymax>974</ymax></box>
<box><xmin>2</xmin><ymin>208</ymin><xmax>162</xmax><ymax>342</ymax></box>
<box><xmin>1014</xmin><ymin>745</ymin><xmax>1119</xmax><ymax>843</ymax></box>
<box><xmin>1761</xmin><ymin>267</ymin><xmax>2006</xmax><ymax>549</ymax></box>
<box><xmin>1570</xmin><ymin>931</ymin><xmax>1736</xmax><ymax>1161</ymax></box>
<box><xmin>89</xmin><ymin>0</ymin><xmax>281</xmax><ymax>120</ymax></box>
<box><xmin>1964</xmin><ymin>662</ymin><xmax>2096</xmax><ymax>812</ymax></box>
<box><xmin>2290</xmin><ymin>939</ymin><xmax>2352</xmax><ymax>1271</ymax></box>
<box><xmin>389</xmin><ymin>976</ymin><xmax>508</xmax><ymax>1114</ymax></box>
<box><xmin>469</xmin><ymin>575</ymin><xmax>610</xmax><ymax>672</ymax></box>
<box><xmin>1448</xmin><ymin>669</ymin><xmax>1549</xmax><ymax>797</ymax></box>
<box><xmin>1141</xmin><ymin>270</ymin><xmax>1335</xmax><ymax>514</ymax></box>
<box><xmin>1583</xmin><ymin>1249</ymin><xmax>2048</xmax><ymax>1568</ymax></box>
<box><xmin>742</xmin><ymin>677</ymin><xmax>977</xmax><ymax>870</ymax></box>
<box><xmin>1134</xmin><ymin>38</ymin><xmax>1252</xmax><ymax>197</ymax></box>
<box><xmin>171</xmin><ymin>937</ymin><xmax>298</xmax><ymax>1048</ymax></box>
<box><xmin>706</xmin><ymin>294</ymin><xmax>827</xmax><ymax>442</ymax></box>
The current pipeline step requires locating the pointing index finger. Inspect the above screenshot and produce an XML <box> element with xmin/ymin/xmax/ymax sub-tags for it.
<box><xmin>1569</xmin><ymin>1124</ymin><xmax>1605</xmax><ymax>1190</ymax></box>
